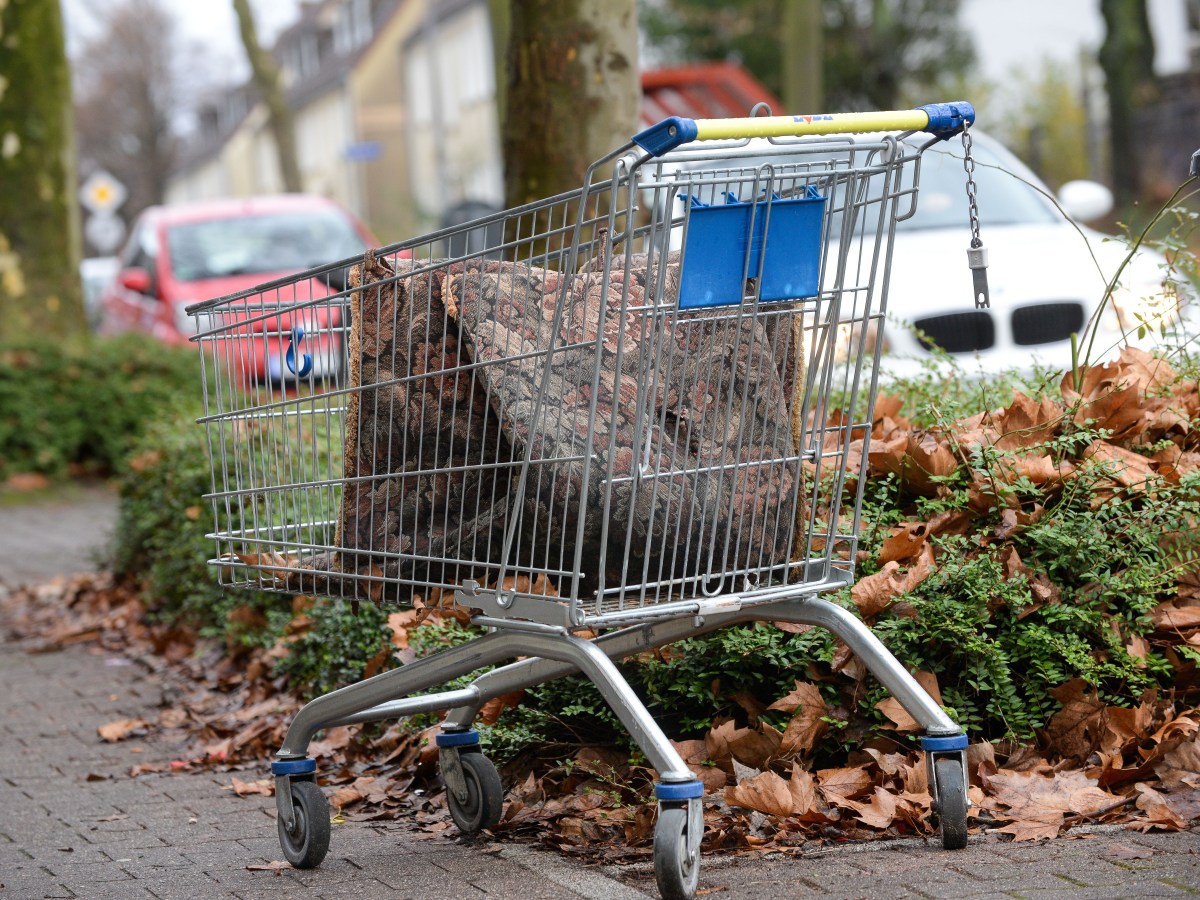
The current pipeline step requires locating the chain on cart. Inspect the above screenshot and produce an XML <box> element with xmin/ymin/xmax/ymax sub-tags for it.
<box><xmin>188</xmin><ymin>101</ymin><xmax>981</xmax><ymax>900</ymax></box>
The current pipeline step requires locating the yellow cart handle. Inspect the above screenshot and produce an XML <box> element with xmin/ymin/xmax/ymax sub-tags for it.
<box><xmin>632</xmin><ymin>101</ymin><xmax>975</xmax><ymax>157</ymax></box>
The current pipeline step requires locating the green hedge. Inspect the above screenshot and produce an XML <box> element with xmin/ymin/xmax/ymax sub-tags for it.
<box><xmin>0</xmin><ymin>335</ymin><xmax>201</xmax><ymax>480</ymax></box>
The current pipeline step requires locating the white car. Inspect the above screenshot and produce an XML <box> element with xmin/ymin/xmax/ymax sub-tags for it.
<box><xmin>877</xmin><ymin>131</ymin><xmax>1183</xmax><ymax>378</ymax></box>
<box><xmin>658</xmin><ymin>129</ymin><xmax>1186</xmax><ymax>377</ymax></box>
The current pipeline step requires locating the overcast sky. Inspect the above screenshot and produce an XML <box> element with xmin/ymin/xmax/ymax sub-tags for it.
<box><xmin>961</xmin><ymin>0</ymin><xmax>1105</xmax><ymax>81</ymax></box>
<box><xmin>62</xmin><ymin>0</ymin><xmax>300</xmax><ymax>82</ymax></box>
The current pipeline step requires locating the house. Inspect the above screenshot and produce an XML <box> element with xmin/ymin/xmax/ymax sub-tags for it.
<box><xmin>169</xmin><ymin>0</ymin><xmax>428</xmax><ymax>243</ymax></box>
<box><xmin>166</xmin><ymin>0</ymin><xmax>779</xmax><ymax>245</ymax></box>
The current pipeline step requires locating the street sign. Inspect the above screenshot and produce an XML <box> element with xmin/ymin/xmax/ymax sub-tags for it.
<box><xmin>79</xmin><ymin>170</ymin><xmax>127</xmax><ymax>215</ymax></box>
<box><xmin>85</xmin><ymin>212</ymin><xmax>126</xmax><ymax>255</ymax></box>
<box><xmin>344</xmin><ymin>141</ymin><xmax>382</xmax><ymax>162</ymax></box>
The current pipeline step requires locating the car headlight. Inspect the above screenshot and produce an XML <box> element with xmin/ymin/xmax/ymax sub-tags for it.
<box><xmin>1107</xmin><ymin>280</ymin><xmax>1182</xmax><ymax>335</ymax></box>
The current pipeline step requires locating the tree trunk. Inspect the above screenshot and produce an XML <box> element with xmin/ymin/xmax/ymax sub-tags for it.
<box><xmin>501</xmin><ymin>0</ymin><xmax>640</xmax><ymax>211</ymax></box>
<box><xmin>0</xmin><ymin>0</ymin><xmax>86</xmax><ymax>341</ymax></box>
<box><xmin>487</xmin><ymin>0</ymin><xmax>511</xmax><ymax>140</ymax></box>
<box><xmin>781</xmin><ymin>0</ymin><xmax>823</xmax><ymax>114</ymax></box>
<box><xmin>232</xmin><ymin>0</ymin><xmax>302</xmax><ymax>193</ymax></box>
<box><xmin>1099</xmin><ymin>0</ymin><xmax>1158</xmax><ymax>207</ymax></box>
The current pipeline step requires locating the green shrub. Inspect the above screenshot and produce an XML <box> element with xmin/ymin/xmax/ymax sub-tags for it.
<box><xmin>112</xmin><ymin>400</ymin><xmax>386</xmax><ymax>694</ymax></box>
<box><xmin>112</xmin><ymin>404</ymin><xmax>289</xmax><ymax>638</ymax></box>
<box><xmin>274</xmin><ymin>599</ymin><xmax>393</xmax><ymax>697</ymax></box>
<box><xmin>0</xmin><ymin>335</ymin><xmax>201</xmax><ymax>480</ymax></box>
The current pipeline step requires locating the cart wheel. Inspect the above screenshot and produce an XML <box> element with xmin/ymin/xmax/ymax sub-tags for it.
<box><xmin>277</xmin><ymin>779</ymin><xmax>331</xmax><ymax>869</ymax></box>
<box><xmin>654</xmin><ymin>805</ymin><xmax>700</xmax><ymax>900</ymax></box>
<box><xmin>933</xmin><ymin>756</ymin><xmax>968</xmax><ymax>850</ymax></box>
<box><xmin>447</xmin><ymin>752</ymin><xmax>504</xmax><ymax>834</ymax></box>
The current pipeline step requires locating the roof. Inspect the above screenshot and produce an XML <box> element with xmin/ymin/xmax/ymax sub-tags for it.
<box><xmin>640</xmin><ymin>63</ymin><xmax>782</xmax><ymax>127</ymax></box>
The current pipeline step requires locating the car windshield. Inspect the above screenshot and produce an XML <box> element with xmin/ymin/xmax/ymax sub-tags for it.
<box><xmin>669</xmin><ymin>134</ymin><xmax>1061</xmax><ymax>233</ymax></box>
<box><xmin>899</xmin><ymin>140</ymin><xmax>1059</xmax><ymax>230</ymax></box>
<box><xmin>166</xmin><ymin>209</ymin><xmax>365</xmax><ymax>282</ymax></box>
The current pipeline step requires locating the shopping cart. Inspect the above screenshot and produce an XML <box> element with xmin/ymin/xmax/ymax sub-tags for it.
<box><xmin>190</xmin><ymin>101</ymin><xmax>979</xmax><ymax>899</ymax></box>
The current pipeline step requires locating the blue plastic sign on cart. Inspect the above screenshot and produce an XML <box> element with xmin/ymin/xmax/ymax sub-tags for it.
<box><xmin>679</xmin><ymin>188</ymin><xmax>825</xmax><ymax>309</ymax></box>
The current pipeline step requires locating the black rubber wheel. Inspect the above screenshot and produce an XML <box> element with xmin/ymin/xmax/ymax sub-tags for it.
<box><xmin>934</xmin><ymin>756</ymin><xmax>969</xmax><ymax>850</ymax></box>
<box><xmin>654</xmin><ymin>805</ymin><xmax>700</xmax><ymax>900</ymax></box>
<box><xmin>446</xmin><ymin>752</ymin><xmax>504</xmax><ymax>834</ymax></box>
<box><xmin>277</xmin><ymin>779</ymin><xmax>331</xmax><ymax>869</ymax></box>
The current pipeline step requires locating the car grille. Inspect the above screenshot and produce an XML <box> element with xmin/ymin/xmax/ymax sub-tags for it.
<box><xmin>912</xmin><ymin>311</ymin><xmax>995</xmax><ymax>353</ymax></box>
<box><xmin>912</xmin><ymin>301</ymin><xmax>1087</xmax><ymax>355</ymax></box>
<box><xmin>1011</xmin><ymin>302</ymin><xmax>1085</xmax><ymax>346</ymax></box>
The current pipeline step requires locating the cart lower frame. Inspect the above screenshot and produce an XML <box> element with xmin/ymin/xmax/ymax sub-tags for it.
<box><xmin>272</xmin><ymin>589</ymin><xmax>964</xmax><ymax>833</ymax></box>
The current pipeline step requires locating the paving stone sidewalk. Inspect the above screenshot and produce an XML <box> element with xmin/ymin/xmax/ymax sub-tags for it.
<box><xmin>2</xmin><ymin>489</ymin><xmax>1199</xmax><ymax>899</ymax></box>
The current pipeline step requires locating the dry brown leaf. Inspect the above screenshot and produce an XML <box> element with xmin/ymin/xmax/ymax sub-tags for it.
<box><xmin>864</xmin><ymin>748</ymin><xmax>907</xmax><ymax>776</ymax></box>
<box><xmin>98</xmin><ymin>718</ymin><xmax>147</xmax><ymax>743</ymax></box>
<box><xmin>387</xmin><ymin>609</ymin><xmax>423</xmax><ymax>649</ymax></box>
<box><xmin>1131</xmin><ymin>783</ymin><xmax>1188</xmax><ymax>830</ymax></box>
<box><xmin>787</xmin><ymin>763</ymin><xmax>835</xmax><ymax>822</ymax></box>
<box><xmin>229</xmin><ymin>777</ymin><xmax>274</xmax><ymax>797</ymax></box>
<box><xmin>724</xmin><ymin>769</ymin><xmax>794</xmax><ymax>817</ymax></box>
<box><xmin>1151</xmin><ymin>604</ymin><xmax>1200</xmax><ymax>631</ymax></box>
<box><xmin>851</xmin><ymin>562</ymin><xmax>906</xmax><ymax>618</ymax></box>
<box><xmin>767</xmin><ymin>681</ymin><xmax>821</xmax><ymax>715</ymax></box>
<box><xmin>1061</xmin><ymin>358</ymin><xmax>1152</xmax><ymax>443</ymax></box>
<box><xmin>329</xmin><ymin>783</ymin><xmax>365</xmax><ymax>810</ymax></box>
<box><xmin>777</xmin><ymin>691</ymin><xmax>828</xmax><ymax>758</ymax></box>
<box><xmin>1082</xmin><ymin>442</ymin><xmax>1157</xmax><ymax>491</ymax></box>
<box><xmin>246</xmin><ymin>861</ymin><xmax>292</xmax><ymax>873</ymax></box>
<box><xmin>816</xmin><ymin>765</ymin><xmax>873</xmax><ymax>800</ymax></box>
<box><xmin>869</xmin><ymin>431</ymin><xmax>959</xmax><ymax>495</ymax></box>
<box><xmin>1043</xmin><ymin>679</ymin><xmax>1106</xmax><ymax>761</ymax></box>
<box><xmin>1103</xmin><ymin>697</ymin><xmax>1156</xmax><ymax>755</ymax></box>
<box><xmin>875</xmin><ymin>671</ymin><xmax>942</xmax><ymax>734</ymax></box>
<box><xmin>704</xmin><ymin>720</ymin><xmax>737</xmax><ymax>773</ymax></box>
<box><xmin>1117</xmin><ymin>346</ymin><xmax>1176</xmax><ymax>394</ymax></box>
<box><xmin>478</xmin><ymin>690</ymin><xmax>526</xmax><ymax>726</ymax></box>
<box><xmin>1153</xmin><ymin>733</ymin><xmax>1200</xmax><ymax>791</ymax></box>
<box><xmin>992</xmin><ymin>810</ymin><xmax>1063</xmax><ymax>841</ymax></box>
<box><xmin>992</xmin><ymin>391</ymin><xmax>1065</xmax><ymax>451</ymax></box>
<box><xmin>361</xmin><ymin>643</ymin><xmax>393</xmax><ymax>680</ymax></box>
<box><xmin>728</xmin><ymin>689</ymin><xmax>770</xmax><ymax>722</ymax></box>
<box><xmin>1158</xmin><ymin>787</ymin><xmax>1200</xmax><ymax>822</ymax></box>
<box><xmin>232</xmin><ymin>551</ymin><xmax>292</xmax><ymax>579</ymax></box>
<box><xmin>851</xmin><ymin>545</ymin><xmax>932</xmax><ymax>618</ymax></box>
<box><xmin>726</xmin><ymin>721</ymin><xmax>784</xmax><ymax>770</ymax></box>
<box><xmin>873</xmin><ymin>394</ymin><xmax>905</xmax><ymax>426</ymax></box>
<box><xmin>672</xmin><ymin>739</ymin><xmax>727</xmax><ymax>792</ymax></box>
<box><xmin>877</xmin><ymin>522</ymin><xmax>929</xmax><ymax>565</ymax></box>
<box><xmin>1003</xmin><ymin>453</ymin><xmax>1075</xmax><ymax>487</ymax></box>
<box><xmin>875</xmin><ymin>697</ymin><xmax>919</xmax><ymax>733</ymax></box>
<box><xmin>826</xmin><ymin>785</ymin><xmax>899</xmax><ymax>830</ymax></box>
<box><xmin>770</xmin><ymin>620</ymin><xmax>813</xmax><ymax>635</ymax></box>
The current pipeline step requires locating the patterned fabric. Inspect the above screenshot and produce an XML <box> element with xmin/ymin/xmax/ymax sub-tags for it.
<box><xmin>332</xmin><ymin>247</ymin><xmax>798</xmax><ymax>606</ymax></box>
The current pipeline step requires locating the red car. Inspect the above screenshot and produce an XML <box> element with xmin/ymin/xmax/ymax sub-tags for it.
<box><xmin>100</xmin><ymin>194</ymin><xmax>375</xmax><ymax>383</ymax></box>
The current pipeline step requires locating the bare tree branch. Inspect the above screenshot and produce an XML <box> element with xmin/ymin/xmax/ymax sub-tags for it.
<box><xmin>231</xmin><ymin>0</ymin><xmax>302</xmax><ymax>193</ymax></box>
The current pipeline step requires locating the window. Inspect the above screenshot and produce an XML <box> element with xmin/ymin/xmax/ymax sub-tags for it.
<box><xmin>165</xmin><ymin>210</ymin><xmax>365</xmax><ymax>282</ymax></box>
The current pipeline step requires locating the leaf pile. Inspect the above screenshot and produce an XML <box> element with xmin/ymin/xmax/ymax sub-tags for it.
<box><xmin>3</xmin><ymin>577</ymin><xmax>1199</xmax><ymax>861</ymax></box>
